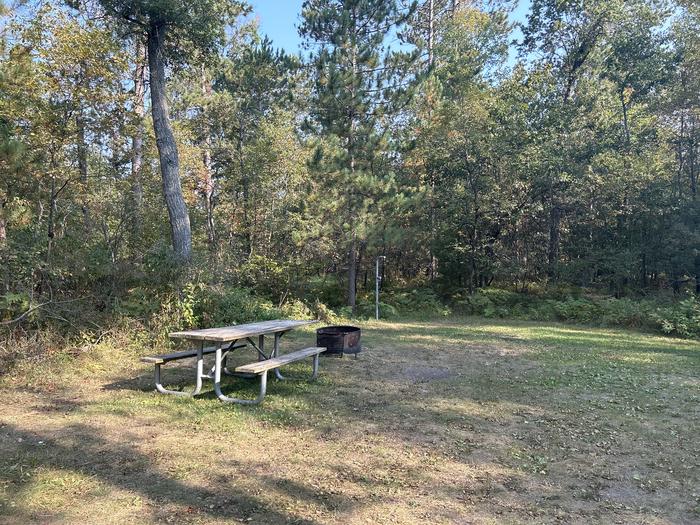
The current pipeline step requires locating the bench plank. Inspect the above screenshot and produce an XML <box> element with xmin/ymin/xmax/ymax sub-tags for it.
<box><xmin>235</xmin><ymin>347</ymin><xmax>326</xmax><ymax>374</ymax></box>
<box><xmin>141</xmin><ymin>343</ymin><xmax>246</xmax><ymax>364</ymax></box>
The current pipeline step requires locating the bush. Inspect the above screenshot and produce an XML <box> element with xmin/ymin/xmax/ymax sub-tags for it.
<box><xmin>305</xmin><ymin>277</ymin><xmax>346</xmax><ymax>308</ymax></box>
<box><xmin>651</xmin><ymin>294</ymin><xmax>700</xmax><ymax>338</ymax></box>
<box><xmin>237</xmin><ymin>255</ymin><xmax>288</xmax><ymax>297</ymax></box>
<box><xmin>456</xmin><ymin>288</ymin><xmax>534</xmax><ymax>317</ymax></box>
<box><xmin>351</xmin><ymin>300</ymin><xmax>399</xmax><ymax>319</ymax></box>
<box><xmin>311</xmin><ymin>300</ymin><xmax>340</xmax><ymax>323</ymax></box>
<box><xmin>194</xmin><ymin>286</ymin><xmax>280</xmax><ymax>328</ymax></box>
<box><xmin>452</xmin><ymin>287</ymin><xmax>700</xmax><ymax>338</ymax></box>
<box><xmin>382</xmin><ymin>288</ymin><xmax>451</xmax><ymax>317</ymax></box>
<box><xmin>599</xmin><ymin>298</ymin><xmax>653</xmax><ymax>329</ymax></box>
<box><xmin>0</xmin><ymin>292</ymin><xmax>30</xmax><ymax>321</ymax></box>
<box><xmin>103</xmin><ymin>279</ymin><xmax>700</xmax><ymax>341</ymax></box>
<box><xmin>552</xmin><ymin>298</ymin><xmax>602</xmax><ymax>323</ymax></box>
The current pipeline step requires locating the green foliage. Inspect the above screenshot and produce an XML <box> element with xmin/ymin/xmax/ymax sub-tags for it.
<box><xmin>651</xmin><ymin>294</ymin><xmax>700</xmax><ymax>338</ymax></box>
<box><xmin>0</xmin><ymin>292</ymin><xmax>29</xmax><ymax>321</ymax></box>
<box><xmin>305</xmin><ymin>277</ymin><xmax>346</xmax><ymax>308</ymax></box>
<box><xmin>120</xmin><ymin>282</ymin><xmax>319</xmax><ymax>341</ymax></box>
<box><xmin>2</xmin><ymin>0</ymin><xmax>700</xmax><ymax>378</ymax></box>
<box><xmin>310</xmin><ymin>299</ymin><xmax>340</xmax><ymax>324</ymax></box>
<box><xmin>300</xmin><ymin>0</ymin><xmax>418</xmax><ymax>308</ymax></box>
<box><xmin>383</xmin><ymin>288</ymin><xmax>451</xmax><ymax>317</ymax></box>
<box><xmin>237</xmin><ymin>255</ymin><xmax>288</xmax><ymax>297</ymax></box>
<box><xmin>194</xmin><ymin>286</ymin><xmax>280</xmax><ymax>327</ymax></box>
<box><xmin>343</xmin><ymin>300</ymin><xmax>399</xmax><ymax>320</ymax></box>
<box><xmin>99</xmin><ymin>0</ymin><xmax>248</xmax><ymax>64</ymax></box>
<box><xmin>334</xmin><ymin>287</ymin><xmax>451</xmax><ymax>319</ymax></box>
<box><xmin>453</xmin><ymin>287</ymin><xmax>700</xmax><ymax>338</ymax></box>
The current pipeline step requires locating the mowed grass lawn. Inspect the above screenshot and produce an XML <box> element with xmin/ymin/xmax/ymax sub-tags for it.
<box><xmin>1</xmin><ymin>318</ymin><xmax>699</xmax><ymax>524</ymax></box>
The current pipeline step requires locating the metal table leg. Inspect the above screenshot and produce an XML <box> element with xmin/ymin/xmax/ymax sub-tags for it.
<box><xmin>214</xmin><ymin>344</ymin><xmax>268</xmax><ymax>405</ymax></box>
<box><xmin>273</xmin><ymin>332</ymin><xmax>287</xmax><ymax>381</ymax></box>
<box><xmin>154</xmin><ymin>341</ymin><xmax>205</xmax><ymax>396</ymax></box>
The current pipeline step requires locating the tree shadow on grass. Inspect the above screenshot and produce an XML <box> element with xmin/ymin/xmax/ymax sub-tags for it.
<box><xmin>0</xmin><ymin>421</ymin><xmax>345</xmax><ymax>524</ymax></box>
<box><xmin>103</xmin><ymin>355</ymin><xmax>326</xmax><ymax>403</ymax></box>
<box><xmin>7</xmin><ymin>324</ymin><xmax>698</xmax><ymax>523</ymax></box>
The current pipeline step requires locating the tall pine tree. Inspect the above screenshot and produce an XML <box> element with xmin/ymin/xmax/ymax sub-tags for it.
<box><xmin>300</xmin><ymin>0</ymin><xmax>416</xmax><ymax>311</ymax></box>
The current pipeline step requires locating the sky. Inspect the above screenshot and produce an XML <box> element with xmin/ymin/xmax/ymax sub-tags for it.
<box><xmin>249</xmin><ymin>1</ymin><xmax>532</xmax><ymax>56</ymax></box>
<box><xmin>249</xmin><ymin>1</ymin><xmax>306</xmax><ymax>53</ymax></box>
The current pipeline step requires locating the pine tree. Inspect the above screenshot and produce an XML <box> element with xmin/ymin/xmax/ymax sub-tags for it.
<box><xmin>300</xmin><ymin>0</ymin><xmax>416</xmax><ymax>311</ymax></box>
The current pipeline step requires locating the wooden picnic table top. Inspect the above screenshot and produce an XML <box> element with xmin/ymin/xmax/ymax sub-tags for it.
<box><xmin>169</xmin><ymin>319</ymin><xmax>318</xmax><ymax>342</ymax></box>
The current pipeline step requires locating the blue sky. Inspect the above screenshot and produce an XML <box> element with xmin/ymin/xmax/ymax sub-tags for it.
<box><xmin>249</xmin><ymin>1</ymin><xmax>306</xmax><ymax>53</ymax></box>
<box><xmin>250</xmin><ymin>1</ymin><xmax>532</xmax><ymax>55</ymax></box>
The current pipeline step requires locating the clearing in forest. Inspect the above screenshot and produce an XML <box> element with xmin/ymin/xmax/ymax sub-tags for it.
<box><xmin>1</xmin><ymin>318</ymin><xmax>699</xmax><ymax>524</ymax></box>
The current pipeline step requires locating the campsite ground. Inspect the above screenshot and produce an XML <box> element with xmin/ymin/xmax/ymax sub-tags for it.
<box><xmin>1</xmin><ymin>317</ymin><xmax>699</xmax><ymax>524</ymax></box>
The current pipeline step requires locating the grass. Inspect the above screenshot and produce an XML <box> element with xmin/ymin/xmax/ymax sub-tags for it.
<box><xmin>1</xmin><ymin>317</ymin><xmax>699</xmax><ymax>524</ymax></box>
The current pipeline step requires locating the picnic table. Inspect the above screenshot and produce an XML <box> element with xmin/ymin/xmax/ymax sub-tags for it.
<box><xmin>141</xmin><ymin>319</ymin><xmax>325</xmax><ymax>405</ymax></box>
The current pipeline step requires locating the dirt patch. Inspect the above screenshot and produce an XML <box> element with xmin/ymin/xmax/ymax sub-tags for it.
<box><xmin>397</xmin><ymin>365</ymin><xmax>453</xmax><ymax>383</ymax></box>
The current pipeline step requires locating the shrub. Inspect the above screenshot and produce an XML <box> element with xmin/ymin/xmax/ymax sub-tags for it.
<box><xmin>0</xmin><ymin>292</ymin><xmax>30</xmax><ymax>321</ymax></box>
<box><xmin>356</xmin><ymin>300</ymin><xmax>399</xmax><ymax>319</ymax></box>
<box><xmin>279</xmin><ymin>299</ymin><xmax>313</xmax><ymax>320</ymax></box>
<box><xmin>382</xmin><ymin>288</ymin><xmax>451</xmax><ymax>317</ymax></box>
<box><xmin>451</xmin><ymin>287</ymin><xmax>700</xmax><ymax>338</ymax></box>
<box><xmin>552</xmin><ymin>298</ymin><xmax>602</xmax><ymax>323</ymax></box>
<box><xmin>195</xmin><ymin>286</ymin><xmax>279</xmax><ymax>328</ymax></box>
<box><xmin>237</xmin><ymin>255</ymin><xmax>288</xmax><ymax>297</ymax></box>
<box><xmin>651</xmin><ymin>294</ymin><xmax>700</xmax><ymax>338</ymax></box>
<box><xmin>599</xmin><ymin>298</ymin><xmax>653</xmax><ymax>329</ymax></box>
<box><xmin>311</xmin><ymin>300</ymin><xmax>340</xmax><ymax>323</ymax></box>
<box><xmin>305</xmin><ymin>277</ymin><xmax>346</xmax><ymax>308</ymax></box>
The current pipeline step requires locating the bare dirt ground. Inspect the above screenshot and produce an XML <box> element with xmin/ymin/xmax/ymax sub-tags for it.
<box><xmin>1</xmin><ymin>318</ymin><xmax>699</xmax><ymax>524</ymax></box>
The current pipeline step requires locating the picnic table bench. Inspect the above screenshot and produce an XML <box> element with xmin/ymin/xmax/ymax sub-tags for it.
<box><xmin>141</xmin><ymin>320</ymin><xmax>325</xmax><ymax>405</ymax></box>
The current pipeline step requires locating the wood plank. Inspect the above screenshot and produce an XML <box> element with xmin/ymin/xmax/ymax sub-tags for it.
<box><xmin>169</xmin><ymin>319</ymin><xmax>318</xmax><ymax>342</ymax></box>
<box><xmin>235</xmin><ymin>347</ymin><xmax>326</xmax><ymax>374</ymax></box>
<box><xmin>140</xmin><ymin>343</ymin><xmax>246</xmax><ymax>364</ymax></box>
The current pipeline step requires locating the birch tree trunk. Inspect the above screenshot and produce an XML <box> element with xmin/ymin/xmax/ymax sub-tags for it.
<box><xmin>147</xmin><ymin>22</ymin><xmax>192</xmax><ymax>261</ymax></box>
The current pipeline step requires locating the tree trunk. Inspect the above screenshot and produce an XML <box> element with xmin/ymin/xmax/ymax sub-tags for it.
<box><xmin>429</xmin><ymin>170</ymin><xmax>437</xmax><ymax>280</ymax></box>
<box><xmin>200</xmin><ymin>65</ymin><xmax>216</xmax><ymax>249</ymax></box>
<box><xmin>620</xmin><ymin>89</ymin><xmax>631</xmax><ymax>147</ymax></box>
<box><xmin>77</xmin><ymin>111</ymin><xmax>90</xmax><ymax>232</ymax></box>
<box><xmin>0</xmin><ymin>199</ymin><xmax>6</xmax><ymax>249</ymax></box>
<box><xmin>547</xmin><ymin>205</ymin><xmax>561</xmax><ymax>279</ymax></box>
<box><xmin>347</xmin><ymin>14</ymin><xmax>358</xmax><ymax>313</ymax></box>
<box><xmin>238</xmin><ymin>124</ymin><xmax>253</xmax><ymax>255</ymax></box>
<box><xmin>348</xmin><ymin>235</ymin><xmax>357</xmax><ymax>310</ymax></box>
<box><xmin>147</xmin><ymin>22</ymin><xmax>192</xmax><ymax>261</ymax></box>
<box><xmin>47</xmin><ymin>171</ymin><xmax>56</xmax><ymax>265</ymax></box>
<box><xmin>131</xmin><ymin>38</ymin><xmax>146</xmax><ymax>236</ymax></box>
<box><xmin>689</xmin><ymin>117</ymin><xmax>697</xmax><ymax>198</ymax></box>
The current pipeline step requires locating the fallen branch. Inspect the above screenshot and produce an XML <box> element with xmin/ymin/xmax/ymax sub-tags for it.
<box><xmin>0</xmin><ymin>296</ymin><xmax>90</xmax><ymax>326</ymax></box>
<box><xmin>0</xmin><ymin>302</ymin><xmax>51</xmax><ymax>325</ymax></box>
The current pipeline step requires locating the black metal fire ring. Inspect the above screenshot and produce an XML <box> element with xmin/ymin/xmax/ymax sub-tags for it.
<box><xmin>316</xmin><ymin>325</ymin><xmax>361</xmax><ymax>357</ymax></box>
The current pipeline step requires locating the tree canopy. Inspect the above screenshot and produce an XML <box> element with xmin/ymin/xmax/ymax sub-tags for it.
<box><xmin>0</xmin><ymin>0</ymin><xmax>698</xmax><ymax>330</ymax></box>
